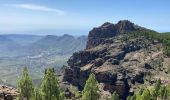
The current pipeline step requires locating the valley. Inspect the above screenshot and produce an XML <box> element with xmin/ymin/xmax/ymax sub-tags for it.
<box><xmin>0</xmin><ymin>34</ymin><xmax>87</xmax><ymax>86</ymax></box>
<box><xmin>0</xmin><ymin>0</ymin><xmax>169</xmax><ymax>99</ymax></box>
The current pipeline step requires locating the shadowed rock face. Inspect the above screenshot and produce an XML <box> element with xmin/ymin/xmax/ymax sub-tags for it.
<box><xmin>62</xmin><ymin>20</ymin><xmax>167</xmax><ymax>99</ymax></box>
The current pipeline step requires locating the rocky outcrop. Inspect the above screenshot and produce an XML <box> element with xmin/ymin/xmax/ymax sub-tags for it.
<box><xmin>62</xmin><ymin>20</ymin><xmax>170</xmax><ymax>99</ymax></box>
<box><xmin>0</xmin><ymin>85</ymin><xmax>18</xmax><ymax>100</ymax></box>
<box><xmin>86</xmin><ymin>20</ymin><xmax>145</xmax><ymax>49</ymax></box>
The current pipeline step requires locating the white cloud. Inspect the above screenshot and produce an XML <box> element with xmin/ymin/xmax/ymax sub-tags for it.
<box><xmin>5</xmin><ymin>4</ymin><xmax>66</xmax><ymax>16</ymax></box>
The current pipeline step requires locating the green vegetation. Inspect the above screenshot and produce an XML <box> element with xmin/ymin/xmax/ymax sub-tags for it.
<box><xmin>75</xmin><ymin>91</ymin><xmax>81</xmax><ymax>98</ymax></box>
<box><xmin>159</xmin><ymin>86</ymin><xmax>168</xmax><ymax>99</ymax></box>
<box><xmin>152</xmin><ymin>79</ymin><xmax>161</xmax><ymax>99</ymax></box>
<box><xmin>17</xmin><ymin>67</ymin><xmax>34</xmax><ymax>100</ymax></box>
<box><xmin>122</xmin><ymin>30</ymin><xmax>170</xmax><ymax>57</ymax></box>
<box><xmin>110</xmin><ymin>91</ymin><xmax>120</xmax><ymax>100</ymax></box>
<box><xmin>146</xmin><ymin>31</ymin><xmax>170</xmax><ymax>56</ymax></box>
<box><xmin>0</xmin><ymin>34</ymin><xmax>86</xmax><ymax>86</ymax></box>
<box><xmin>82</xmin><ymin>73</ymin><xmax>100</xmax><ymax>100</ymax></box>
<box><xmin>0</xmin><ymin>54</ymin><xmax>70</xmax><ymax>86</ymax></box>
<box><xmin>41</xmin><ymin>68</ymin><xmax>63</xmax><ymax>100</ymax></box>
<box><xmin>17</xmin><ymin>68</ymin><xmax>170</xmax><ymax>100</ymax></box>
<box><xmin>32</xmin><ymin>88</ymin><xmax>42</xmax><ymax>100</ymax></box>
<box><xmin>17</xmin><ymin>67</ymin><xmax>64</xmax><ymax>100</ymax></box>
<box><xmin>127</xmin><ymin>79</ymin><xmax>170</xmax><ymax>100</ymax></box>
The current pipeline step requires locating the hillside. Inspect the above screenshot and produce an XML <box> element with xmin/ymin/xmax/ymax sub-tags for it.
<box><xmin>0</xmin><ymin>34</ymin><xmax>87</xmax><ymax>86</ymax></box>
<box><xmin>31</xmin><ymin>34</ymin><xmax>87</xmax><ymax>55</ymax></box>
<box><xmin>0</xmin><ymin>35</ymin><xmax>22</xmax><ymax>57</ymax></box>
<box><xmin>62</xmin><ymin>20</ymin><xmax>170</xmax><ymax>99</ymax></box>
<box><xmin>3</xmin><ymin>34</ymin><xmax>43</xmax><ymax>46</ymax></box>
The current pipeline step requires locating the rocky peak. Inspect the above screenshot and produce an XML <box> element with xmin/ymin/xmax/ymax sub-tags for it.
<box><xmin>86</xmin><ymin>20</ymin><xmax>143</xmax><ymax>49</ymax></box>
<box><xmin>62</xmin><ymin>34</ymin><xmax>74</xmax><ymax>39</ymax></box>
<box><xmin>101</xmin><ymin>22</ymin><xmax>114</xmax><ymax>28</ymax></box>
<box><xmin>115</xmin><ymin>20</ymin><xmax>137</xmax><ymax>33</ymax></box>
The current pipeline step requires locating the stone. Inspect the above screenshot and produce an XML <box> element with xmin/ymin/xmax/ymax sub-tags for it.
<box><xmin>0</xmin><ymin>85</ymin><xmax>18</xmax><ymax>100</ymax></box>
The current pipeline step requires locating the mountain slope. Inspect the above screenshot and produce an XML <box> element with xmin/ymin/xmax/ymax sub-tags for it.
<box><xmin>0</xmin><ymin>34</ymin><xmax>87</xmax><ymax>86</ymax></box>
<box><xmin>31</xmin><ymin>34</ymin><xmax>87</xmax><ymax>54</ymax></box>
<box><xmin>4</xmin><ymin>34</ymin><xmax>43</xmax><ymax>46</ymax></box>
<box><xmin>62</xmin><ymin>20</ymin><xmax>170</xmax><ymax>99</ymax></box>
<box><xmin>0</xmin><ymin>35</ymin><xmax>18</xmax><ymax>49</ymax></box>
<box><xmin>0</xmin><ymin>35</ymin><xmax>23</xmax><ymax>57</ymax></box>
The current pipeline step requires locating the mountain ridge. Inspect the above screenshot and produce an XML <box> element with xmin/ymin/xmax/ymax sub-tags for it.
<box><xmin>86</xmin><ymin>20</ymin><xmax>152</xmax><ymax>49</ymax></box>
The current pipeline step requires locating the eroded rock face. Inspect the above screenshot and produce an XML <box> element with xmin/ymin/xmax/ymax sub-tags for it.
<box><xmin>62</xmin><ymin>20</ymin><xmax>168</xmax><ymax>99</ymax></box>
<box><xmin>115</xmin><ymin>79</ymin><xmax>129</xmax><ymax>100</ymax></box>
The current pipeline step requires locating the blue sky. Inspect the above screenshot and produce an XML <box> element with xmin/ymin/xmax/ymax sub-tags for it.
<box><xmin>0</xmin><ymin>0</ymin><xmax>170</xmax><ymax>35</ymax></box>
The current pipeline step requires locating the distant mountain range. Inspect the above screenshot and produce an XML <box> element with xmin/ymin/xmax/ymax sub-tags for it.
<box><xmin>0</xmin><ymin>34</ymin><xmax>87</xmax><ymax>57</ymax></box>
<box><xmin>31</xmin><ymin>34</ymin><xmax>87</xmax><ymax>55</ymax></box>
<box><xmin>3</xmin><ymin>34</ymin><xmax>43</xmax><ymax>46</ymax></box>
<box><xmin>0</xmin><ymin>34</ymin><xmax>87</xmax><ymax>86</ymax></box>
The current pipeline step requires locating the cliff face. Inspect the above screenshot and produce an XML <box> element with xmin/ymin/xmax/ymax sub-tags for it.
<box><xmin>62</xmin><ymin>20</ymin><xmax>170</xmax><ymax>99</ymax></box>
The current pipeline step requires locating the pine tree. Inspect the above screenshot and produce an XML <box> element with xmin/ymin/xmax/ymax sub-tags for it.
<box><xmin>32</xmin><ymin>88</ymin><xmax>42</xmax><ymax>100</ymax></box>
<box><xmin>41</xmin><ymin>68</ymin><xmax>63</xmax><ymax>100</ymax></box>
<box><xmin>159</xmin><ymin>86</ymin><xmax>168</xmax><ymax>100</ymax></box>
<box><xmin>82</xmin><ymin>73</ymin><xmax>99</xmax><ymax>100</ymax></box>
<box><xmin>136</xmin><ymin>93</ymin><xmax>142</xmax><ymax>100</ymax></box>
<box><xmin>141</xmin><ymin>89</ymin><xmax>152</xmax><ymax>100</ymax></box>
<box><xmin>153</xmin><ymin>79</ymin><xmax>161</xmax><ymax>100</ymax></box>
<box><xmin>17</xmin><ymin>67</ymin><xmax>34</xmax><ymax>100</ymax></box>
<box><xmin>110</xmin><ymin>91</ymin><xmax>120</xmax><ymax>100</ymax></box>
<box><xmin>155</xmin><ymin>79</ymin><xmax>161</xmax><ymax>92</ymax></box>
<box><xmin>127</xmin><ymin>95</ymin><xmax>136</xmax><ymax>100</ymax></box>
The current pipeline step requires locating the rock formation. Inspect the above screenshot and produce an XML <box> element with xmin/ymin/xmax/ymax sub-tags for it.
<box><xmin>62</xmin><ymin>20</ymin><xmax>170</xmax><ymax>99</ymax></box>
<box><xmin>86</xmin><ymin>20</ymin><xmax>145</xmax><ymax>49</ymax></box>
<box><xmin>0</xmin><ymin>85</ymin><xmax>18</xmax><ymax>100</ymax></box>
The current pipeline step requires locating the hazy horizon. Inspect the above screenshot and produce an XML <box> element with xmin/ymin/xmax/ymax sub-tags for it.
<box><xmin>0</xmin><ymin>29</ymin><xmax>89</xmax><ymax>36</ymax></box>
<box><xmin>0</xmin><ymin>0</ymin><xmax>170</xmax><ymax>35</ymax></box>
